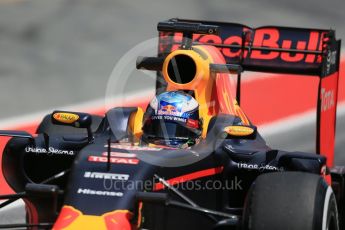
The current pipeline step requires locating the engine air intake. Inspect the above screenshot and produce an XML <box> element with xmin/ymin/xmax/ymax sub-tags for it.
<box><xmin>167</xmin><ymin>54</ymin><xmax>196</xmax><ymax>84</ymax></box>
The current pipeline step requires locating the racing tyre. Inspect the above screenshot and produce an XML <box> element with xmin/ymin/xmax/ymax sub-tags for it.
<box><xmin>242</xmin><ymin>172</ymin><xmax>339</xmax><ymax>230</ymax></box>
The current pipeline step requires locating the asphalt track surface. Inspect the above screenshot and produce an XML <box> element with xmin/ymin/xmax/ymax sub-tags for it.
<box><xmin>0</xmin><ymin>0</ymin><xmax>345</xmax><ymax>226</ymax></box>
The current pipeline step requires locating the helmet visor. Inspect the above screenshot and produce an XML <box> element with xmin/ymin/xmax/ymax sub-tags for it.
<box><xmin>143</xmin><ymin>119</ymin><xmax>200</xmax><ymax>140</ymax></box>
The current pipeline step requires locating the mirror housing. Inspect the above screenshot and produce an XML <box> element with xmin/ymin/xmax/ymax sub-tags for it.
<box><xmin>51</xmin><ymin>111</ymin><xmax>93</xmax><ymax>141</ymax></box>
<box><xmin>51</xmin><ymin>111</ymin><xmax>91</xmax><ymax>128</ymax></box>
<box><xmin>25</xmin><ymin>183</ymin><xmax>61</xmax><ymax>198</ymax></box>
<box><xmin>223</xmin><ymin>125</ymin><xmax>257</xmax><ymax>139</ymax></box>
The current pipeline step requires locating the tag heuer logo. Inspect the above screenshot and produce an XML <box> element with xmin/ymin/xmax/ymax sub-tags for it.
<box><xmin>53</xmin><ymin>112</ymin><xmax>79</xmax><ymax>124</ymax></box>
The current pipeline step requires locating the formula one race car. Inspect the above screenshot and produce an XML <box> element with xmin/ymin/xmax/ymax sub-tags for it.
<box><xmin>0</xmin><ymin>18</ymin><xmax>343</xmax><ymax>230</ymax></box>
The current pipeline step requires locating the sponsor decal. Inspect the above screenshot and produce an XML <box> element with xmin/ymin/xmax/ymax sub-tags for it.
<box><xmin>158</xmin><ymin>104</ymin><xmax>181</xmax><ymax>116</ymax></box>
<box><xmin>321</xmin><ymin>165</ymin><xmax>327</xmax><ymax>176</ymax></box>
<box><xmin>84</xmin><ymin>171</ymin><xmax>129</xmax><ymax>181</ymax></box>
<box><xmin>77</xmin><ymin>188</ymin><xmax>123</xmax><ymax>197</ymax></box>
<box><xmin>152</xmin><ymin>115</ymin><xmax>187</xmax><ymax>123</ymax></box>
<box><xmin>321</xmin><ymin>88</ymin><xmax>335</xmax><ymax>112</ymax></box>
<box><xmin>101</xmin><ymin>152</ymin><xmax>136</xmax><ymax>158</ymax></box>
<box><xmin>54</xmin><ymin>206</ymin><xmax>133</xmax><ymax>229</ymax></box>
<box><xmin>237</xmin><ymin>162</ymin><xmax>283</xmax><ymax>172</ymax></box>
<box><xmin>104</xmin><ymin>210</ymin><xmax>133</xmax><ymax>230</ymax></box>
<box><xmin>53</xmin><ymin>112</ymin><xmax>79</xmax><ymax>124</ymax></box>
<box><xmin>154</xmin><ymin>167</ymin><xmax>224</xmax><ymax>191</ymax></box>
<box><xmin>25</xmin><ymin>146</ymin><xmax>75</xmax><ymax>156</ymax></box>
<box><xmin>162</xmin><ymin>29</ymin><xmax>324</xmax><ymax>63</ymax></box>
<box><xmin>224</xmin><ymin>126</ymin><xmax>254</xmax><ymax>137</ymax></box>
<box><xmin>104</xmin><ymin>144</ymin><xmax>162</xmax><ymax>151</ymax></box>
<box><xmin>53</xmin><ymin>206</ymin><xmax>81</xmax><ymax>229</ymax></box>
<box><xmin>186</xmin><ymin>119</ymin><xmax>199</xmax><ymax>129</ymax></box>
<box><xmin>88</xmin><ymin>156</ymin><xmax>139</xmax><ymax>165</ymax></box>
<box><xmin>326</xmin><ymin>50</ymin><xmax>337</xmax><ymax>75</ymax></box>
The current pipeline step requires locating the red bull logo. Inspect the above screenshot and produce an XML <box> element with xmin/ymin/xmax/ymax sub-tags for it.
<box><xmin>53</xmin><ymin>206</ymin><xmax>81</xmax><ymax>229</ymax></box>
<box><xmin>158</xmin><ymin>104</ymin><xmax>181</xmax><ymax>116</ymax></box>
<box><xmin>160</xmin><ymin>29</ymin><xmax>325</xmax><ymax>64</ymax></box>
<box><xmin>104</xmin><ymin>211</ymin><xmax>133</xmax><ymax>230</ymax></box>
<box><xmin>162</xmin><ymin>104</ymin><xmax>177</xmax><ymax>112</ymax></box>
<box><xmin>53</xmin><ymin>206</ymin><xmax>135</xmax><ymax>230</ymax></box>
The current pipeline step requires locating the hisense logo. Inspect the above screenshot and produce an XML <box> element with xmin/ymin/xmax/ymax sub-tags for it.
<box><xmin>77</xmin><ymin>188</ymin><xmax>123</xmax><ymax>197</ymax></box>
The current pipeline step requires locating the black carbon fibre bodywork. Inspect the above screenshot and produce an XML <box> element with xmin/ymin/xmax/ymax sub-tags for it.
<box><xmin>1</xmin><ymin>18</ymin><xmax>341</xmax><ymax>230</ymax></box>
<box><xmin>1</xmin><ymin>109</ymin><xmax>326</xmax><ymax>229</ymax></box>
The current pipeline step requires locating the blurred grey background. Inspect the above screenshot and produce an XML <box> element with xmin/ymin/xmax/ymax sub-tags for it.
<box><xmin>0</xmin><ymin>0</ymin><xmax>344</xmax><ymax>117</ymax></box>
<box><xmin>0</xmin><ymin>0</ymin><xmax>344</xmax><ymax>158</ymax></box>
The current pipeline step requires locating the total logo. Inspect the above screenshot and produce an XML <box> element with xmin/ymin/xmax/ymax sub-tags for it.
<box><xmin>88</xmin><ymin>156</ymin><xmax>139</xmax><ymax>165</ymax></box>
<box><xmin>77</xmin><ymin>188</ymin><xmax>123</xmax><ymax>197</ymax></box>
<box><xmin>84</xmin><ymin>171</ymin><xmax>129</xmax><ymax>181</ymax></box>
<box><xmin>321</xmin><ymin>88</ymin><xmax>335</xmax><ymax>112</ymax></box>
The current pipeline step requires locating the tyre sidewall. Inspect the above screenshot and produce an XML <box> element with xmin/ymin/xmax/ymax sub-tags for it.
<box><xmin>242</xmin><ymin>172</ymin><xmax>339</xmax><ymax>230</ymax></box>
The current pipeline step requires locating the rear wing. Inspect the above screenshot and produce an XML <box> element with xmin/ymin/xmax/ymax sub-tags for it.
<box><xmin>158</xmin><ymin>18</ymin><xmax>340</xmax><ymax>76</ymax></box>
<box><xmin>157</xmin><ymin>18</ymin><xmax>342</xmax><ymax>167</ymax></box>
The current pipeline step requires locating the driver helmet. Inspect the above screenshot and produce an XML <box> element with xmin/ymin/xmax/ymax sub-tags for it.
<box><xmin>142</xmin><ymin>91</ymin><xmax>202</xmax><ymax>148</ymax></box>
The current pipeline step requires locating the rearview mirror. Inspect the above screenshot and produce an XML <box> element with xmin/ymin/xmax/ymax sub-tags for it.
<box><xmin>51</xmin><ymin>111</ymin><xmax>93</xmax><ymax>141</ymax></box>
<box><xmin>51</xmin><ymin>111</ymin><xmax>91</xmax><ymax>128</ymax></box>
